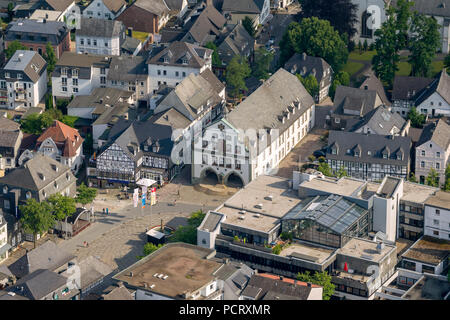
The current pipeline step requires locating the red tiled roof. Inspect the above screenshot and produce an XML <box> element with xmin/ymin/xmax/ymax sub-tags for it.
<box><xmin>36</xmin><ymin>120</ymin><xmax>83</xmax><ymax>157</ymax></box>
<box><xmin>257</xmin><ymin>273</ymin><xmax>321</xmax><ymax>288</ymax></box>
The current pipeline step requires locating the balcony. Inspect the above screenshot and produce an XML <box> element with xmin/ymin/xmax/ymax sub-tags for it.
<box><xmin>14</xmin><ymin>87</ymin><xmax>26</xmax><ymax>93</ymax></box>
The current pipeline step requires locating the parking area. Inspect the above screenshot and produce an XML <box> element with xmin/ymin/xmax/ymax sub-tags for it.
<box><xmin>276</xmin><ymin>128</ymin><xmax>328</xmax><ymax>179</ymax></box>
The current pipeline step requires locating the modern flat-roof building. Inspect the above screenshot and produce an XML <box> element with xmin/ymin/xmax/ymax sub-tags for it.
<box><xmin>424</xmin><ymin>190</ymin><xmax>450</xmax><ymax>240</ymax></box>
<box><xmin>113</xmin><ymin>243</ymin><xmax>225</xmax><ymax>300</ymax></box>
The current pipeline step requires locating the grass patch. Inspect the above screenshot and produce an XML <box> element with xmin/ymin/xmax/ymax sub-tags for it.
<box><xmin>342</xmin><ymin>61</ymin><xmax>364</xmax><ymax>77</ymax></box>
<box><xmin>432</xmin><ymin>60</ymin><xmax>444</xmax><ymax>75</ymax></box>
<box><xmin>396</xmin><ymin>61</ymin><xmax>412</xmax><ymax>76</ymax></box>
<box><xmin>349</xmin><ymin>50</ymin><xmax>376</xmax><ymax>61</ymax></box>
<box><xmin>132</xmin><ymin>31</ymin><xmax>149</xmax><ymax>43</ymax></box>
<box><xmin>61</xmin><ymin>115</ymin><xmax>79</xmax><ymax>128</ymax></box>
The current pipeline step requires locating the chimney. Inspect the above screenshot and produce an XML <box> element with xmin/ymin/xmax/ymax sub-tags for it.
<box><xmin>364</xmin><ymin>85</ymin><xmax>368</xmax><ymax>90</ymax></box>
<box><xmin>311</xmin><ymin>68</ymin><xmax>316</xmax><ymax>76</ymax></box>
<box><xmin>302</xmin><ymin>52</ymin><xmax>307</xmax><ymax>61</ymax></box>
<box><xmin>127</xmin><ymin>27</ymin><xmax>133</xmax><ymax>37</ymax></box>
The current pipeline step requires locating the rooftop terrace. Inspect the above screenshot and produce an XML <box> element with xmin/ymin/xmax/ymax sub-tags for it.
<box><xmin>401</xmin><ymin>236</ymin><xmax>450</xmax><ymax>266</ymax></box>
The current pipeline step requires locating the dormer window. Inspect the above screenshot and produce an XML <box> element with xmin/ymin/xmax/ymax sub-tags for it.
<box><xmin>66</xmin><ymin>173</ymin><xmax>70</xmax><ymax>181</ymax></box>
<box><xmin>397</xmin><ymin>154</ymin><xmax>402</xmax><ymax>160</ymax></box>
<box><xmin>54</xmin><ymin>182</ymin><xmax>58</xmax><ymax>189</ymax></box>
<box><xmin>61</xmin><ymin>68</ymin><xmax>68</xmax><ymax>76</ymax></box>
<box><xmin>163</xmin><ymin>57</ymin><xmax>169</xmax><ymax>63</ymax></box>
<box><xmin>354</xmin><ymin>151</ymin><xmax>360</xmax><ymax>157</ymax></box>
<box><xmin>72</xmin><ymin>69</ymin><xmax>79</xmax><ymax>77</ymax></box>
<box><xmin>26</xmin><ymin>191</ymin><xmax>31</xmax><ymax>199</ymax></box>
<box><xmin>182</xmin><ymin>58</ymin><xmax>188</xmax><ymax>65</ymax></box>
<box><xmin>3</xmin><ymin>186</ymin><xmax>8</xmax><ymax>194</ymax></box>
<box><xmin>331</xmin><ymin>147</ymin><xmax>337</xmax><ymax>155</ymax></box>
<box><xmin>383</xmin><ymin>154</ymin><xmax>388</xmax><ymax>159</ymax></box>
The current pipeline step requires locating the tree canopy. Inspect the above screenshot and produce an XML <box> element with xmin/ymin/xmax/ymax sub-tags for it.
<box><xmin>205</xmin><ymin>42</ymin><xmax>222</xmax><ymax>67</ymax></box>
<box><xmin>445</xmin><ymin>54</ymin><xmax>450</xmax><ymax>74</ymax></box>
<box><xmin>242</xmin><ymin>16</ymin><xmax>255</xmax><ymax>38</ymax></box>
<box><xmin>296</xmin><ymin>74</ymin><xmax>318</xmax><ymax>101</ymax></box>
<box><xmin>253</xmin><ymin>47</ymin><xmax>274</xmax><ymax>80</ymax></box>
<box><xmin>5</xmin><ymin>40</ymin><xmax>27</xmax><ymax>60</ymax></box>
<box><xmin>426</xmin><ymin>168</ymin><xmax>440</xmax><ymax>188</ymax></box>
<box><xmin>297</xmin><ymin>271</ymin><xmax>335</xmax><ymax>300</ymax></box>
<box><xmin>408</xmin><ymin>14</ymin><xmax>441</xmax><ymax>77</ymax></box>
<box><xmin>279</xmin><ymin>18</ymin><xmax>349</xmax><ymax>72</ymax></box>
<box><xmin>444</xmin><ymin>164</ymin><xmax>450</xmax><ymax>192</ymax></box>
<box><xmin>76</xmin><ymin>183</ymin><xmax>97</xmax><ymax>206</ymax></box>
<box><xmin>329</xmin><ymin>71</ymin><xmax>350</xmax><ymax>100</ymax></box>
<box><xmin>44</xmin><ymin>42</ymin><xmax>57</xmax><ymax>74</ymax></box>
<box><xmin>225</xmin><ymin>55</ymin><xmax>251</xmax><ymax>99</ymax></box>
<box><xmin>170</xmin><ymin>210</ymin><xmax>206</xmax><ymax>245</ymax></box>
<box><xmin>48</xmin><ymin>193</ymin><xmax>76</xmax><ymax>221</ymax></box>
<box><xmin>407</xmin><ymin>107</ymin><xmax>426</xmax><ymax>128</ymax></box>
<box><xmin>299</xmin><ymin>0</ymin><xmax>358</xmax><ymax>39</ymax></box>
<box><xmin>20</xmin><ymin>198</ymin><xmax>55</xmax><ymax>248</ymax></box>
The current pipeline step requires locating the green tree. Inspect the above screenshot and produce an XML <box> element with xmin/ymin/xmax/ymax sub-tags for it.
<box><xmin>20</xmin><ymin>199</ymin><xmax>55</xmax><ymax>248</ymax></box>
<box><xmin>272</xmin><ymin>244</ymin><xmax>282</xmax><ymax>255</ymax></box>
<box><xmin>242</xmin><ymin>16</ymin><xmax>255</xmax><ymax>37</ymax></box>
<box><xmin>444</xmin><ymin>164</ymin><xmax>450</xmax><ymax>191</ymax></box>
<box><xmin>426</xmin><ymin>168</ymin><xmax>440</xmax><ymax>187</ymax></box>
<box><xmin>329</xmin><ymin>71</ymin><xmax>350</xmax><ymax>100</ymax></box>
<box><xmin>5</xmin><ymin>40</ymin><xmax>27</xmax><ymax>60</ymax></box>
<box><xmin>407</xmin><ymin>107</ymin><xmax>426</xmax><ymax>128</ymax></box>
<box><xmin>408</xmin><ymin>14</ymin><xmax>441</xmax><ymax>77</ymax></box>
<box><xmin>393</xmin><ymin>0</ymin><xmax>414</xmax><ymax>50</ymax></box>
<box><xmin>44</xmin><ymin>42</ymin><xmax>57</xmax><ymax>74</ymax></box>
<box><xmin>48</xmin><ymin>194</ymin><xmax>76</xmax><ymax>221</ymax></box>
<box><xmin>138</xmin><ymin>243</ymin><xmax>164</xmax><ymax>259</ymax></box>
<box><xmin>318</xmin><ymin>162</ymin><xmax>333</xmax><ymax>177</ymax></box>
<box><xmin>205</xmin><ymin>42</ymin><xmax>222</xmax><ymax>67</ymax></box>
<box><xmin>299</xmin><ymin>0</ymin><xmax>358</xmax><ymax>39</ymax></box>
<box><xmin>372</xmin><ymin>15</ymin><xmax>400</xmax><ymax>86</ymax></box>
<box><xmin>297</xmin><ymin>271</ymin><xmax>335</xmax><ymax>300</ymax></box>
<box><xmin>253</xmin><ymin>47</ymin><xmax>274</xmax><ymax>80</ymax></box>
<box><xmin>76</xmin><ymin>183</ymin><xmax>97</xmax><ymax>206</ymax></box>
<box><xmin>170</xmin><ymin>211</ymin><xmax>206</xmax><ymax>245</ymax></box>
<box><xmin>336</xmin><ymin>167</ymin><xmax>348</xmax><ymax>178</ymax></box>
<box><xmin>226</xmin><ymin>55</ymin><xmax>251</xmax><ymax>99</ymax></box>
<box><xmin>445</xmin><ymin>54</ymin><xmax>450</xmax><ymax>74</ymax></box>
<box><xmin>280</xmin><ymin>232</ymin><xmax>293</xmax><ymax>241</ymax></box>
<box><xmin>297</xmin><ymin>74</ymin><xmax>319</xmax><ymax>101</ymax></box>
<box><xmin>363</xmin><ymin>39</ymin><xmax>368</xmax><ymax>52</ymax></box>
<box><xmin>408</xmin><ymin>172</ymin><xmax>418</xmax><ymax>183</ymax></box>
<box><xmin>279</xmin><ymin>18</ymin><xmax>349</xmax><ymax>71</ymax></box>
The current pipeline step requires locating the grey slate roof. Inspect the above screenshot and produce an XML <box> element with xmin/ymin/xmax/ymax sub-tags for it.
<box><xmin>107</xmin><ymin>55</ymin><xmax>148</xmax><ymax>82</ymax></box>
<box><xmin>417</xmin><ymin>119</ymin><xmax>450</xmax><ymax>150</ymax></box>
<box><xmin>199</xmin><ymin>211</ymin><xmax>223</xmax><ymax>231</ymax></box>
<box><xmin>378</xmin><ymin>176</ymin><xmax>402</xmax><ymax>198</ymax></box>
<box><xmin>75</xmin><ymin>256</ymin><xmax>114</xmax><ymax>290</ymax></box>
<box><xmin>333</xmin><ymin>85</ymin><xmax>381</xmax><ymax>117</ymax></box>
<box><xmin>0</xmin><ymin>117</ymin><xmax>20</xmax><ymax>131</ymax></box>
<box><xmin>6</xmin><ymin>269</ymin><xmax>68</xmax><ymax>300</ymax></box>
<box><xmin>68</xmin><ymin>87</ymin><xmax>133</xmax><ymax>110</ymax></box>
<box><xmin>103</xmin><ymin>285</ymin><xmax>134</xmax><ymax>300</ymax></box>
<box><xmin>359</xmin><ymin>72</ymin><xmax>390</xmax><ymax>106</ymax></box>
<box><xmin>222</xmin><ymin>0</ymin><xmax>266</xmax><ymax>13</ymax></box>
<box><xmin>416</xmin><ymin>70</ymin><xmax>450</xmax><ymax>106</ymax></box>
<box><xmin>147</xmin><ymin>41</ymin><xmax>212</xmax><ymax>69</ymax></box>
<box><xmin>5</xmin><ymin>18</ymin><xmax>69</xmax><ymax>45</ymax></box>
<box><xmin>0</xmin><ymin>154</ymin><xmax>75</xmax><ymax>195</ymax></box>
<box><xmin>44</xmin><ymin>0</ymin><xmax>74</xmax><ymax>12</ymax></box>
<box><xmin>103</xmin><ymin>0</ymin><xmax>127</xmax><ymax>14</ymax></box>
<box><xmin>8</xmin><ymin>241</ymin><xmax>75</xmax><ymax>279</ymax></box>
<box><xmin>285</xmin><ymin>52</ymin><xmax>332</xmax><ymax>89</ymax></box>
<box><xmin>199</xmin><ymin>68</ymin><xmax>225</xmax><ymax>94</ymax></box>
<box><xmin>183</xmin><ymin>3</ymin><xmax>226</xmax><ymax>45</ymax></box>
<box><xmin>78</xmin><ymin>17</ymin><xmax>125</xmax><ymax>38</ymax></box>
<box><xmin>134</xmin><ymin>0</ymin><xmax>170</xmax><ymax>16</ymax></box>
<box><xmin>408</xmin><ymin>0</ymin><xmax>450</xmax><ymax>17</ymax></box>
<box><xmin>326</xmin><ymin>130</ymin><xmax>411</xmax><ymax>166</ymax></box>
<box><xmin>225</xmin><ymin>68</ymin><xmax>315</xmax><ymax>132</ymax></box>
<box><xmin>0</xmin><ymin>130</ymin><xmax>21</xmax><ymax>148</ymax></box>
<box><xmin>350</xmin><ymin>105</ymin><xmax>407</xmax><ymax>135</ymax></box>
<box><xmin>217</xmin><ymin>23</ymin><xmax>254</xmax><ymax>65</ymax></box>
<box><xmin>392</xmin><ymin>76</ymin><xmax>434</xmax><ymax>101</ymax></box>
<box><xmin>2</xmin><ymin>50</ymin><xmax>47</xmax><ymax>83</ymax></box>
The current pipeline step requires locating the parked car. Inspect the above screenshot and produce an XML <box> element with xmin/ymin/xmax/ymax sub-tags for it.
<box><xmin>313</xmin><ymin>149</ymin><xmax>326</xmax><ymax>158</ymax></box>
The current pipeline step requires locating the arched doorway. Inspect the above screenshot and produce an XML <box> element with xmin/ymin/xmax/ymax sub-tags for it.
<box><xmin>201</xmin><ymin>168</ymin><xmax>219</xmax><ymax>185</ymax></box>
<box><xmin>225</xmin><ymin>172</ymin><xmax>244</xmax><ymax>188</ymax></box>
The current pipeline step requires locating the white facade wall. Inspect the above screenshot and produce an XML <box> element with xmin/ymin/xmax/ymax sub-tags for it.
<box><xmin>82</xmin><ymin>0</ymin><xmax>126</xmax><ymax>20</ymax></box>
<box><xmin>68</xmin><ymin>107</ymin><xmax>96</xmax><ymax>119</ymax></box>
<box><xmin>4</xmin><ymin>70</ymin><xmax>47</xmax><ymax>110</ymax></box>
<box><xmin>148</xmin><ymin>63</ymin><xmax>211</xmax><ymax>93</ymax></box>
<box><xmin>93</xmin><ymin>123</ymin><xmax>109</xmax><ymax>147</ymax></box>
<box><xmin>417</xmin><ymin>92</ymin><xmax>450</xmax><ymax>117</ymax></box>
<box><xmin>76</xmin><ymin>35</ymin><xmax>121</xmax><ymax>56</ymax></box>
<box><xmin>0</xmin><ymin>222</ymin><xmax>8</xmax><ymax>263</ymax></box>
<box><xmin>424</xmin><ymin>205</ymin><xmax>450</xmax><ymax>241</ymax></box>
<box><xmin>52</xmin><ymin>66</ymin><xmax>109</xmax><ymax>98</ymax></box>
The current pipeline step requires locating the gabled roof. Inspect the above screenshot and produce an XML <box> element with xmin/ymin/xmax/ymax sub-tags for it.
<box><xmin>350</xmin><ymin>105</ymin><xmax>407</xmax><ymax>135</ymax></box>
<box><xmin>392</xmin><ymin>75</ymin><xmax>435</xmax><ymax>101</ymax></box>
<box><xmin>225</xmin><ymin>68</ymin><xmax>314</xmax><ymax>132</ymax></box>
<box><xmin>147</xmin><ymin>41</ymin><xmax>212</xmax><ymax>69</ymax></box>
<box><xmin>44</xmin><ymin>0</ymin><xmax>74</xmax><ymax>12</ymax></box>
<box><xmin>333</xmin><ymin>85</ymin><xmax>381</xmax><ymax>117</ymax></box>
<box><xmin>326</xmin><ymin>130</ymin><xmax>411</xmax><ymax>165</ymax></box>
<box><xmin>107</xmin><ymin>55</ymin><xmax>148</xmax><ymax>82</ymax></box>
<box><xmin>6</xmin><ymin>269</ymin><xmax>68</xmax><ymax>300</ymax></box>
<box><xmin>102</xmin><ymin>0</ymin><xmax>127</xmax><ymax>14</ymax></box>
<box><xmin>184</xmin><ymin>3</ymin><xmax>226</xmax><ymax>45</ymax></box>
<box><xmin>8</xmin><ymin>241</ymin><xmax>75</xmax><ymax>279</ymax></box>
<box><xmin>217</xmin><ymin>23</ymin><xmax>254</xmax><ymax>64</ymax></box>
<box><xmin>77</xmin><ymin>17</ymin><xmax>124</xmax><ymax>38</ymax></box>
<box><xmin>407</xmin><ymin>0</ymin><xmax>450</xmax><ymax>17</ymax></box>
<box><xmin>3</xmin><ymin>50</ymin><xmax>47</xmax><ymax>83</ymax></box>
<box><xmin>285</xmin><ymin>52</ymin><xmax>332</xmax><ymax>87</ymax></box>
<box><xmin>0</xmin><ymin>154</ymin><xmax>75</xmax><ymax>192</ymax></box>
<box><xmin>0</xmin><ymin>130</ymin><xmax>21</xmax><ymax>148</ymax></box>
<box><xmin>359</xmin><ymin>72</ymin><xmax>391</xmax><ymax>106</ymax></box>
<box><xmin>222</xmin><ymin>0</ymin><xmax>266</xmax><ymax>14</ymax></box>
<box><xmin>0</xmin><ymin>117</ymin><xmax>20</xmax><ymax>131</ymax></box>
<box><xmin>415</xmin><ymin>70</ymin><xmax>450</xmax><ymax>106</ymax></box>
<box><xmin>37</xmin><ymin>120</ymin><xmax>83</xmax><ymax>157</ymax></box>
<box><xmin>134</xmin><ymin>0</ymin><xmax>170</xmax><ymax>16</ymax></box>
<box><xmin>417</xmin><ymin>119</ymin><xmax>450</xmax><ymax>150</ymax></box>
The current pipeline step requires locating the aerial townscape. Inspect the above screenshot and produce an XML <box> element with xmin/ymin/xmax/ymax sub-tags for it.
<box><xmin>0</xmin><ymin>0</ymin><xmax>449</xmax><ymax>306</ymax></box>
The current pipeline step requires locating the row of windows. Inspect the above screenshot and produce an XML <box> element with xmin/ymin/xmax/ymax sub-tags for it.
<box><xmin>79</xmin><ymin>38</ymin><xmax>109</xmax><ymax>47</ymax></box>
<box><xmin>420</xmin><ymin>161</ymin><xmax>442</xmax><ymax>170</ymax></box>
<box><xmin>157</xmin><ymin>70</ymin><xmax>187</xmax><ymax>77</ymax></box>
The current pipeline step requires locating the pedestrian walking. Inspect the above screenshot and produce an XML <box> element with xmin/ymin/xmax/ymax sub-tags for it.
<box><xmin>102</xmin><ymin>208</ymin><xmax>105</xmax><ymax>214</ymax></box>
<box><xmin>106</xmin><ymin>208</ymin><xmax>109</xmax><ymax>215</ymax></box>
